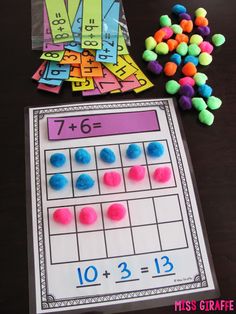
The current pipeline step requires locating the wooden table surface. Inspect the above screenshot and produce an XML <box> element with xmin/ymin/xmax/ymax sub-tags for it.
<box><xmin>0</xmin><ymin>0</ymin><xmax>235</xmax><ymax>313</ymax></box>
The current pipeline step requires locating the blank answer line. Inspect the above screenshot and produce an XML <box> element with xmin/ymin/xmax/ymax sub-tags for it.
<box><xmin>76</xmin><ymin>283</ymin><xmax>101</xmax><ymax>288</ymax></box>
<box><xmin>115</xmin><ymin>278</ymin><xmax>140</xmax><ymax>284</ymax></box>
<box><xmin>152</xmin><ymin>273</ymin><xmax>176</xmax><ymax>278</ymax></box>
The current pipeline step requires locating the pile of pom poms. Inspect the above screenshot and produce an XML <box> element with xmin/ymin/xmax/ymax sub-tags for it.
<box><xmin>142</xmin><ymin>4</ymin><xmax>225</xmax><ymax>126</ymax></box>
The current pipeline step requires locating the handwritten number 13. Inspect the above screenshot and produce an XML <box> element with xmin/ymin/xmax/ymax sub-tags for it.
<box><xmin>155</xmin><ymin>256</ymin><xmax>174</xmax><ymax>274</ymax></box>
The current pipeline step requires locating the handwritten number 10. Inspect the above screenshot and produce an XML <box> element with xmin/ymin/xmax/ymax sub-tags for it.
<box><xmin>77</xmin><ymin>266</ymin><xmax>98</xmax><ymax>285</ymax></box>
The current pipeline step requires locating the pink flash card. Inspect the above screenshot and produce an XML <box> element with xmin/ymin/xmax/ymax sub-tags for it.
<box><xmin>37</xmin><ymin>83</ymin><xmax>62</xmax><ymax>94</ymax></box>
<box><xmin>119</xmin><ymin>74</ymin><xmax>141</xmax><ymax>92</ymax></box>
<box><xmin>94</xmin><ymin>68</ymin><xmax>121</xmax><ymax>94</ymax></box>
<box><xmin>82</xmin><ymin>83</ymin><xmax>102</xmax><ymax>96</ymax></box>
<box><xmin>32</xmin><ymin>61</ymin><xmax>47</xmax><ymax>81</ymax></box>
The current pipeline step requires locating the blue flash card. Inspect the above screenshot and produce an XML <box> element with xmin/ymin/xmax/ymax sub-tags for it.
<box><xmin>96</xmin><ymin>0</ymin><xmax>120</xmax><ymax>64</ymax></box>
<box><xmin>45</xmin><ymin>62</ymin><xmax>70</xmax><ymax>80</ymax></box>
<box><xmin>38</xmin><ymin>77</ymin><xmax>63</xmax><ymax>86</ymax></box>
<box><xmin>72</xmin><ymin>1</ymin><xmax>83</xmax><ymax>44</ymax></box>
<box><xmin>64</xmin><ymin>42</ymin><xmax>83</xmax><ymax>53</ymax></box>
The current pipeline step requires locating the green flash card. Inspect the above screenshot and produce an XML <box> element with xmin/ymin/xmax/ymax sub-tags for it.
<box><xmin>67</xmin><ymin>0</ymin><xmax>81</xmax><ymax>24</ymax></box>
<box><xmin>81</xmin><ymin>0</ymin><xmax>102</xmax><ymax>49</ymax></box>
<box><xmin>45</xmin><ymin>0</ymin><xmax>74</xmax><ymax>43</ymax></box>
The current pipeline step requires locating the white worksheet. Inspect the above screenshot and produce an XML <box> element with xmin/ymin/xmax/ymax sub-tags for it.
<box><xmin>26</xmin><ymin>98</ymin><xmax>218</xmax><ymax>314</ymax></box>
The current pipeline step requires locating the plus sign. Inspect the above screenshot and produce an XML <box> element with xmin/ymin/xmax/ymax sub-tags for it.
<box><xmin>102</xmin><ymin>270</ymin><xmax>110</xmax><ymax>278</ymax></box>
<box><xmin>69</xmin><ymin>123</ymin><xmax>77</xmax><ymax>131</ymax></box>
<box><xmin>87</xmin><ymin>58</ymin><xmax>94</xmax><ymax>65</ymax></box>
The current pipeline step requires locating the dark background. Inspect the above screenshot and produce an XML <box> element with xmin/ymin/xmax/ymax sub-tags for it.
<box><xmin>1</xmin><ymin>0</ymin><xmax>236</xmax><ymax>313</ymax></box>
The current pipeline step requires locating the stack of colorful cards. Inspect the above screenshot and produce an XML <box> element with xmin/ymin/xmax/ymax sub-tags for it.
<box><xmin>32</xmin><ymin>0</ymin><xmax>153</xmax><ymax>95</ymax></box>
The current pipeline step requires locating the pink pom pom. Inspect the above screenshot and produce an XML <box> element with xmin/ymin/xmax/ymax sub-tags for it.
<box><xmin>53</xmin><ymin>208</ymin><xmax>73</xmax><ymax>225</ymax></box>
<box><xmin>179</xmin><ymin>77</ymin><xmax>195</xmax><ymax>86</ymax></box>
<box><xmin>103</xmin><ymin>171</ymin><xmax>121</xmax><ymax>187</ymax></box>
<box><xmin>199</xmin><ymin>41</ymin><xmax>214</xmax><ymax>54</ymax></box>
<box><xmin>128</xmin><ymin>165</ymin><xmax>146</xmax><ymax>181</ymax></box>
<box><xmin>162</xmin><ymin>27</ymin><xmax>174</xmax><ymax>40</ymax></box>
<box><xmin>153</xmin><ymin>166</ymin><xmax>172</xmax><ymax>183</ymax></box>
<box><xmin>79</xmin><ymin>207</ymin><xmax>97</xmax><ymax>225</ymax></box>
<box><xmin>107</xmin><ymin>203</ymin><xmax>126</xmax><ymax>221</ymax></box>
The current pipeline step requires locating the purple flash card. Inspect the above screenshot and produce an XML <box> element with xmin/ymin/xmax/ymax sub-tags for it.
<box><xmin>47</xmin><ymin>110</ymin><xmax>160</xmax><ymax>140</ymax></box>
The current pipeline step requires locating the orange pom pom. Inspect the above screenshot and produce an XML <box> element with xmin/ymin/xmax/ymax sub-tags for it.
<box><xmin>182</xmin><ymin>62</ymin><xmax>197</xmax><ymax>76</ymax></box>
<box><xmin>154</xmin><ymin>29</ymin><xmax>166</xmax><ymax>43</ymax></box>
<box><xmin>167</xmin><ymin>39</ymin><xmax>178</xmax><ymax>51</ymax></box>
<box><xmin>180</xmin><ymin>20</ymin><xmax>193</xmax><ymax>33</ymax></box>
<box><xmin>175</xmin><ymin>33</ymin><xmax>189</xmax><ymax>43</ymax></box>
<box><xmin>164</xmin><ymin>62</ymin><xmax>178</xmax><ymax>76</ymax></box>
<box><xmin>195</xmin><ymin>16</ymin><xmax>208</xmax><ymax>27</ymax></box>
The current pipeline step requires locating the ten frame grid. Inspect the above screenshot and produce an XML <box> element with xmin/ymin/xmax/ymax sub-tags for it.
<box><xmin>28</xmin><ymin>99</ymin><xmax>218</xmax><ymax>311</ymax></box>
<box><xmin>47</xmin><ymin>194</ymin><xmax>188</xmax><ymax>265</ymax></box>
<box><xmin>44</xmin><ymin>139</ymin><xmax>177</xmax><ymax>201</ymax></box>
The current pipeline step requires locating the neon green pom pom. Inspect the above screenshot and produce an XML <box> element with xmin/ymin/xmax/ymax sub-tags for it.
<box><xmin>199</xmin><ymin>109</ymin><xmax>214</xmax><ymax>126</ymax></box>
<box><xmin>207</xmin><ymin>96</ymin><xmax>222</xmax><ymax>110</ymax></box>
<box><xmin>171</xmin><ymin>24</ymin><xmax>183</xmax><ymax>34</ymax></box>
<box><xmin>155</xmin><ymin>42</ymin><xmax>169</xmax><ymax>55</ymax></box>
<box><xmin>165</xmin><ymin>80</ymin><xmax>180</xmax><ymax>94</ymax></box>
<box><xmin>160</xmin><ymin>15</ymin><xmax>172</xmax><ymax>27</ymax></box>
<box><xmin>176</xmin><ymin>42</ymin><xmax>188</xmax><ymax>56</ymax></box>
<box><xmin>194</xmin><ymin>72</ymin><xmax>208</xmax><ymax>86</ymax></box>
<box><xmin>199</xmin><ymin>52</ymin><xmax>213</xmax><ymax>66</ymax></box>
<box><xmin>142</xmin><ymin>50</ymin><xmax>157</xmax><ymax>62</ymax></box>
<box><xmin>190</xmin><ymin>34</ymin><xmax>203</xmax><ymax>45</ymax></box>
<box><xmin>212</xmin><ymin>34</ymin><xmax>226</xmax><ymax>47</ymax></box>
<box><xmin>145</xmin><ymin>36</ymin><xmax>157</xmax><ymax>50</ymax></box>
<box><xmin>188</xmin><ymin>44</ymin><xmax>201</xmax><ymax>56</ymax></box>
<box><xmin>192</xmin><ymin>98</ymin><xmax>207</xmax><ymax>111</ymax></box>
<box><xmin>195</xmin><ymin>8</ymin><xmax>207</xmax><ymax>17</ymax></box>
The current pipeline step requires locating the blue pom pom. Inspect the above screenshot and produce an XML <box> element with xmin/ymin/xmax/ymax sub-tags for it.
<box><xmin>126</xmin><ymin>144</ymin><xmax>142</xmax><ymax>159</ymax></box>
<box><xmin>147</xmin><ymin>142</ymin><xmax>164</xmax><ymax>158</ymax></box>
<box><xmin>75</xmin><ymin>148</ymin><xmax>91</xmax><ymax>164</ymax></box>
<box><xmin>170</xmin><ymin>53</ymin><xmax>182</xmax><ymax>66</ymax></box>
<box><xmin>172</xmin><ymin>4</ymin><xmax>187</xmax><ymax>15</ymax></box>
<box><xmin>76</xmin><ymin>174</ymin><xmax>94</xmax><ymax>190</ymax></box>
<box><xmin>50</xmin><ymin>153</ymin><xmax>66</xmax><ymax>168</ymax></box>
<box><xmin>198</xmin><ymin>84</ymin><xmax>213</xmax><ymax>98</ymax></box>
<box><xmin>184</xmin><ymin>55</ymin><xmax>199</xmax><ymax>66</ymax></box>
<box><xmin>49</xmin><ymin>174</ymin><xmax>68</xmax><ymax>190</ymax></box>
<box><xmin>100</xmin><ymin>148</ymin><xmax>116</xmax><ymax>163</ymax></box>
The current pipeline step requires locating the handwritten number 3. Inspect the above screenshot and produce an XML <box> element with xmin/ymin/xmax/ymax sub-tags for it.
<box><xmin>118</xmin><ymin>262</ymin><xmax>131</xmax><ymax>279</ymax></box>
<box><xmin>161</xmin><ymin>256</ymin><xmax>174</xmax><ymax>273</ymax></box>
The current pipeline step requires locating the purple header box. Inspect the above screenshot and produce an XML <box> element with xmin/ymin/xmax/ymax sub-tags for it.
<box><xmin>47</xmin><ymin>110</ymin><xmax>160</xmax><ymax>141</ymax></box>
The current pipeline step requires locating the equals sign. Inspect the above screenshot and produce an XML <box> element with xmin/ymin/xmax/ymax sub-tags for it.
<box><xmin>93</xmin><ymin>122</ymin><xmax>102</xmax><ymax>128</ymax></box>
<box><xmin>141</xmin><ymin>267</ymin><xmax>149</xmax><ymax>273</ymax></box>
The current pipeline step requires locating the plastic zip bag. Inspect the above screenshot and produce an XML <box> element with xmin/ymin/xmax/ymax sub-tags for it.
<box><xmin>31</xmin><ymin>0</ymin><xmax>131</xmax><ymax>50</ymax></box>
